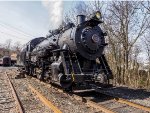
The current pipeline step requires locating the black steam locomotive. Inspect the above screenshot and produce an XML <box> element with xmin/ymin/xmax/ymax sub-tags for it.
<box><xmin>18</xmin><ymin>11</ymin><xmax>113</xmax><ymax>90</ymax></box>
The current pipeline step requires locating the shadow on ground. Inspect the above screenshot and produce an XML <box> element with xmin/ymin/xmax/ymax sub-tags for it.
<box><xmin>74</xmin><ymin>86</ymin><xmax>150</xmax><ymax>103</ymax></box>
<box><xmin>99</xmin><ymin>86</ymin><xmax>150</xmax><ymax>100</ymax></box>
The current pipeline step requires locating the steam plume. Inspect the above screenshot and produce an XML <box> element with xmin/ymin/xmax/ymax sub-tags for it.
<box><xmin>42</xmin><ymin>0</ymin><xmax>63</xmax><ymax>29</ymax></box>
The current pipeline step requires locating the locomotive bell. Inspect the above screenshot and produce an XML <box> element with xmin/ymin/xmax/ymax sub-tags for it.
<box><xmin>77</xmin><ymin>15</ymin><xmax>86</xmax><ymax>25</ymax></box>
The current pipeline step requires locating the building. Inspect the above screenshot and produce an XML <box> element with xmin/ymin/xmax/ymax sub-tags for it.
<box><xmin>0</xmin><ymin>48</ymin><xmax>10</xmax><ymax>58</ymax></box>
<box><xmin>10</xmin><ymin>52</ymin><xmax>17</xmax><ymax>65</ymax></box>
<box><xmin>0</xmin><ymin>48</ymin><xmax>18</xmax><ymax>65</ymax></box>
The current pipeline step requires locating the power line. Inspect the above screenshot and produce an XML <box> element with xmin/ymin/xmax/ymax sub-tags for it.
<box><xmin>0</xmin><ymin>20</ymin><xmax>47</xmax><ymax>44</ymax></box>
<box><xmin>0</xmin><ymin>20</ymin><xmax>36</xmax><ymax>38</ymax></box>
<box><xmin>0</xmin><ymin>31</ymin><xmax>30</xmax><ymax>41</ymax></box>
<box><xmin>0</xmin><ymin>23</ymin><xmax>33</xmax><ymax>38</ymax></box>
<box><xmin>0</xmin><ymin>24</ymin><xmax>31</xmax><ymax>37</ymax></box>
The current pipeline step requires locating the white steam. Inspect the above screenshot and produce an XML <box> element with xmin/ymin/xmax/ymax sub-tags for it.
<box><xmin>42</xmin><ymin>0</ymin><xmax>63</xmax><ymax>29</ymax></box>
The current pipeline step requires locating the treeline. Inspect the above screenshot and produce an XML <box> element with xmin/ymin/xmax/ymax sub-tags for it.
<box><xmin>1</xmin><ymin>1</ymin><xmax>150</xmax><ymax>89</ymax></box>
<box><xmin>65</xmin><ymin>1</ymin><xmax>150</xmax><ymax>89</ymax></box>
<box><xmin>0</xmin><ymin>39</ymin><xmax>22</xmax><ymax>58</ymax></box>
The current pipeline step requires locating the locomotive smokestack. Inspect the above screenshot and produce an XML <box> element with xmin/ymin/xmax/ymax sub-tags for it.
<box><xmin>77</xmin><ymin>15</ymin><xmax>86</xmax><ymax>25</ymax></box>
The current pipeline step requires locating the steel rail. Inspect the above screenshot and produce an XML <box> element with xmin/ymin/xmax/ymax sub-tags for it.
<box><xmin>31</xmin><ymin>78</ymin><xmax>116</xmax><ymax>113</ymax></box>
<box><xmin>96</xmin><ymin>90</ymin><xmax>150</xmax><ymax>112</ymax></box>
<box><xmin>5</xmin><ymin>72</ymin><xmax>24</xmax><ymax>113</ymax></box>
<box><xmin>28</xmin><ymin>84</ymin><xmax>62</xmax><ymax>113</ymax></box>
<box><xmin>29</xmin><ymin>77</ymin><xmax>150</xmax><ymax>113</ymax></box>
<box><xmin>11</xmin><ymin>69</ymin><xmax>150</xmax><ymax>113</ymax></box>
<box><xmin>72</xmin><ymin>94</ymin><xmax>116</xmax><ymax>113</ymax></box>
<box><xmin>114</xmin><ymin>97</ymin><xmax>150</xmax><ymax>112</ymax></box>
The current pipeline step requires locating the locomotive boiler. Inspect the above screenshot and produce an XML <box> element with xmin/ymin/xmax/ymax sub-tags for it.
<box><xmin>19</xmin><ymin>11</ymin><xmax>113</xmax><ymax>90</ymax></box>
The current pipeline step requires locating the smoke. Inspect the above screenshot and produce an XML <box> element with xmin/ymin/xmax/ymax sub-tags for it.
<box><xmin>42</xmin><ymin>0</ymin><xmax>63</xmax><ymax>29</ymax></box>
<box><xmin>75</xmin><ymin>1</ymin><xmax>87</xmax><ymax>15</ymax></box>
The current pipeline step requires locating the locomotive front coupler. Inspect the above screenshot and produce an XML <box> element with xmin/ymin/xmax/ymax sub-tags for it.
<box><xmin>65</xmin><ymin>73</ymin><xmax>94</xmax><ymax>83</ymax></box>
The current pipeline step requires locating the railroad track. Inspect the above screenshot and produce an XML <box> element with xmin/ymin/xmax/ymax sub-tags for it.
<box><xmin>6</xmin><ymin>69</ymin><xmax>150</xmax><ymax>113</ymax></box>
<box><xmin>0</xmin><ymin>71</ymin><xmax>24</xmax><ymax>113</ymax></box>
<box><xmin>95</xmin><ymin>90</ymin><xmax>150</xmax><ymax>113</ymax></box>
<box><xmin>73</xmin><ymin>90</ymin><xmax>150</xmax><ymax>113</ymax></box>
<box><xmin>28</xmin><ymin>84</ymin><xmax>62</xmax><ymax>113</ymax></box>
<box><xmin>29</xmin><ymin>77</ymin><xmax>150</xmax><ymax>113</ymax></box>
<box><xmin>5</xmin><ymin>70</ymin><xmax>62</xmax><ymax>113</ymax></box>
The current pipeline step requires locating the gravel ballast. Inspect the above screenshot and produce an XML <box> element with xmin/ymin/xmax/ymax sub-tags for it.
<box><xmin>1</xmin><ymin>67</ymin><xmax>150</xmax><ymax>113</ymax></box>
<box><xmin>7</xmin><ymin>68</ymin><xmax>99</xmax><ymax>113</ymax></box>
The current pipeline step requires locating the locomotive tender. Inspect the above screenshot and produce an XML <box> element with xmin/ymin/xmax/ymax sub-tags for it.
<box><xmin>19</xmin><ymin>11</ymin><xmax>113</xmax><ymax>90</ymax></box>
<box><xmin>1</xmin><ymin>56</ymin><xmax>11</xmax><ymax>66</ymax></box>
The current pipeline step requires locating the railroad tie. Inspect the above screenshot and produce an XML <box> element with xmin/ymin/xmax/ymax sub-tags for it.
<box><xmin>28</xmin><ymin>84</ymin><xmax>62</xmax><ymax>113</ymax></box>
<box><xmin>115</xmin><ymin>98</ymin><xmax>150</xmax><ymax>112</ymax></box>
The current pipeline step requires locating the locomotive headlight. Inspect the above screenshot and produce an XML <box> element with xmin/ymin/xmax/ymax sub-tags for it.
<box><xmin>90</xmin><ymin>11</ymin><xmax>102</xmax><ymax>21</ymax></box>
<box><xmin>87</xmin><ymin>11</ymin><xmax>103</xmax><ymax>25</ymax></box>
<box><xmin>95</xmin><ymin>11</ymin><xmax>101</xmax><ymax>19</ymax></box>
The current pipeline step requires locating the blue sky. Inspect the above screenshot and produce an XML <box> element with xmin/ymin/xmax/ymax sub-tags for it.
<box><xmin>0</xmin><ymin>1</ymin><xmax>148</xmax><ymax>63</ymax></box>
<box><xmin>0</xmin><ymin>1</ymin><xmax>77</xmax><ymax>45</ymax></box>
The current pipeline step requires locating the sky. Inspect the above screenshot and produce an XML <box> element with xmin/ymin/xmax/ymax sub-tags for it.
<box><xmin>0</xmin><ymin>1</ymin><xmax>76</xmax><ymax>45</ymax></box>
<box><xmin>0</xmin><ymin>0</ymin><xmax>148</xmax><ymax>64</ymax></box>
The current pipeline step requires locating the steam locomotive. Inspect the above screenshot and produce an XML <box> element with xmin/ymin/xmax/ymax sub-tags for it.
<box><xmin>18</xmin><ymin>11</ymin><xmax>113</xmax><ymax>90</ymax></box>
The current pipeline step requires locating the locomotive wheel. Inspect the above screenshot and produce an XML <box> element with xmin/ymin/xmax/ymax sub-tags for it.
<box><xmin>36</xmin><ymin>68</ymin><xmax>43</xmax><ymax>80</ymax></box>
<box><xmin>59</xmin><ymin>73</ymin><xmax>73</xmax><ymax>90</ymax></box>
<box><xmin>97</xmin><ymin>73</ymin><xmax>108</xmax><ymax>84</ymax></box>
<box><xmin>46</xmin><ymin>78</ymin><xmax>52</xmax><ymax>84</ymax></box>
<box><xmin>25</xmin><ymin>66</ymin><xmax>30</xmax><ymax>75</ymax></box>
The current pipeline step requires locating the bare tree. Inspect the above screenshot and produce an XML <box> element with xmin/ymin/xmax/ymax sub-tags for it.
<box><xmin>142</xmin><ymin>1</ymin><xmax>150</xmax><ymax>12</ymax></box>
<box><xmin>5</xmin><ymin>39</ymin><xmax>12</xmax><ymax>50</ymax></box>
<box><xmin>143</xmin><ymin>32</ymin><xmax>150</xmax><ymax>88</ymax></box>
<box><xmin>12</xmin><ymin>41</ymin><xmax>22</xmax><ymax>53</ymax></box>
<box><xmin>103</xmin><ymin>1</ymin><xmax>150</xmax><ymax>85</ymax></box>
<box><xmin>64</xmin><ymin>1</ymin><xmax>150</xmax><ymax>88</ymax></box>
